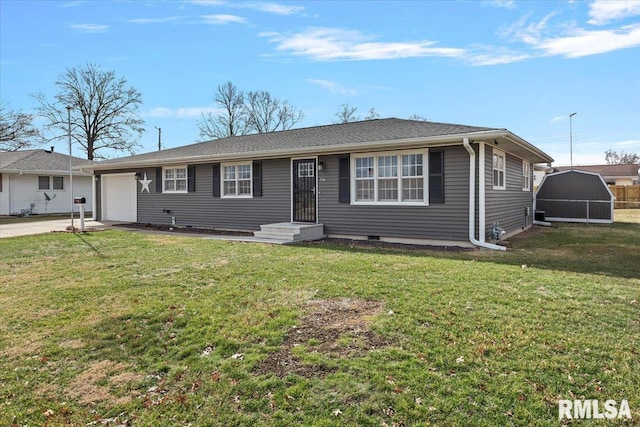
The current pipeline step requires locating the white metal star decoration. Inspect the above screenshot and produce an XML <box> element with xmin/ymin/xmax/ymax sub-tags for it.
<box><xmin>138</xmin><ymin>172</ymin><xmax>152</xmax><ymax>193</ymax></box>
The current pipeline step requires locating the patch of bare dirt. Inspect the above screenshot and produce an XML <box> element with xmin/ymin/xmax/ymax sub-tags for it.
<box><xmin>65</xmin><ymin>360</ymin><xmax>144</xmax><ymax>406</ymax></box>
<box><xmin>256</xmin><ymin>298</ymin><xmax>389</xmax><ymax>378</ymax></box>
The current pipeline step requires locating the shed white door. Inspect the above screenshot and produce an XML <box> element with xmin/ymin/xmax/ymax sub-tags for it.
<box><xmin>102</xmin><ymin>173</ymin><xmax>137</xmax><ymax>222</ymax></box>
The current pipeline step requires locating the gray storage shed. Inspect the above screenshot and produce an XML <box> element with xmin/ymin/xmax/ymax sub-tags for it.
<box><xmin>534</xmin><ymin>169</ymin><xmax>615</xmax><ymax>223</ymax></box>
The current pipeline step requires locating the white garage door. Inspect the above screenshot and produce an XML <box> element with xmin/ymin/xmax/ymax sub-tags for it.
<box><xmin>102</xmin><ymin>173</ymin><xmax>137</xmax><ymax>222</ymax></box>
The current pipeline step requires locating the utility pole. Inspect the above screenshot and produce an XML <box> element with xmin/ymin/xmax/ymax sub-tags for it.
<box><xmin>67</xmin><ymin>106</ymin><xmax>74</xmax><ymax>232</ymax></box>
<box><xmin>569</xmin><ymin>112</ymin><xmax>577</xmax><ymax>169</ymax></box>
<box><xmin>155</xmin><ymin>126</ymin><xmax>162</xmax><ymax>151</ymax></box>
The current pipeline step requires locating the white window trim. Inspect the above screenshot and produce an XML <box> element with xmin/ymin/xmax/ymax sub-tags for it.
<box><xmin>522</xmin><ymin>160</ymin><xmax>531</xmax><ymax>191</ymax></box>
<box><xmin>350</xmin><ymin>149</ymin><xmax>429</xmax><ymax>206</ymax></box>
<box><xmin>163</xmin><ymin>166</ymin><xmax>188</xmax><ymax>194</ymax></box>
<box><xmin>492</xmin><ymin>149</ymin><xmax>506</xmax><ymax>190</ymax></box>
<box><xmin>221</xmin><ymin>161</ymin><xmax>253</xmax><ymax>199</ymax></box>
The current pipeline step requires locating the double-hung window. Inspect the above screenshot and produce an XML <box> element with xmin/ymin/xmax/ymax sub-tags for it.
<box><xmin>163</xmin><ymin>166</ymin><xmax>187</xmax><ymax>193</ymax></box>
<box><xmin>38</xmin><ymin>175</ymin><xmax>64</xmax><ymax>191</ymax></box>
<box><xmin>493</xmin><ymin>149</ymin><xmax>506</xmax><ymax>190</ymax></box>
<box><xmin>222</xmin><ymin>162</ymin><xmax>252</xmax><ymax>197</ymax></box>
<box><xmin>522</xmin><ymin>161</ymin><xmax>531</xmax><ymax>191</ymax></box>
<box><xmin>353</xmin><ymin>150</ymin><xmax>427</xmax><ymax>205</ymax></box>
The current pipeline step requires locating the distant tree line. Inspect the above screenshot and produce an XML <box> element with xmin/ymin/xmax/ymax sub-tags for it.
<box><xmin>197</xmin><ymin>81</ymin><xmax>303</xmax><ymax>140</ymax></box>
<box><xmin>333</xmin><ymin>103</ymin><xmax>428</xmax><ymax>123</ymax></box>
<box><xmin>605</xmin><ymin>149</ymin><xmax>640</xmax><ymax>165</ymax></box>
<box><xmin>3</xmin><ymin>64</ymin><xmax>456</xmax><ymax>159</ymax></box>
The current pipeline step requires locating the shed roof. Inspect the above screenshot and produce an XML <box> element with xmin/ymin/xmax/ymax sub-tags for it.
<box><xmin>535</xmin><ymin>169</ymin><xmax>615</xmax><ymax>201</ymax></box>
<box><xmin>86</xmin><ymin>118</ymin><xmax>553</xmax><ymax>171</ymax></box>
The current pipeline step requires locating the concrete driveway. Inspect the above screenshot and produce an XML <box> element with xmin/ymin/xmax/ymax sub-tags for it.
<box><xmin>0</xmin><ymin>219</ymin><xmax>106</xmax><ymax>238</ymax></box>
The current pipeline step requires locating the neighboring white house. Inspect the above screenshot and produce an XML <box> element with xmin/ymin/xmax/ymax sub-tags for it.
<box><xmin>0</xmin><ymin>149</ymin><xmax>94</xmax><ymax>216</ymax></box>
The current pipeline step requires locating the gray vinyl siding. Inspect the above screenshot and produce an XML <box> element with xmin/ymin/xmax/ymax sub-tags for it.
<box><xmin>535</xmin><ymin>171</ymin><xmax>613</xmax><ymax>220</ymax></box>
<box><xmin>318</xmin><ymin>145</ymin><xmax>470</xmax><ymax>241</ymax></box>
<box><xmin>484</xmin><ymin>147</ymin><xmax>533</xmax><ymax>238</ymax></box>
<box><xmin>96</xmin><ymin>160</ymin><xmax>290</xmax><ymax>230</ymax></box>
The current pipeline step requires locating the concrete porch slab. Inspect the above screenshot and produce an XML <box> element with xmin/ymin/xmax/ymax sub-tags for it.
<box><xmin>253</xmin><ymin>222</ymin><xmax>325</xmax><ymax>243</ymax></box>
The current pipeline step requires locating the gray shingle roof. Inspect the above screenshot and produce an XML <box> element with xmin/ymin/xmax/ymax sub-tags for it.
<box><xmin>89</xmin><ymin>118</ymin><xmax>552</xmax><ymax>169</ymax></box>
<box><xmin>0</xmin><ymin>149</ymin><xmax>94</xmax><ymax>173</ymax></box>
<box><xmin>97</xmin><ymin>118</ymin><xmax>498</xmax><ymax>164</ymax></box>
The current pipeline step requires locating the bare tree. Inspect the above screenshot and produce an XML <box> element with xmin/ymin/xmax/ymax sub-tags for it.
<box><xmin>33</xmin><ymin>63</ymin><xmax>145</xmax><ymax>160</ymax></box>
<box><xmin>605</xmin><ymin>149</ymin><xmax>640</xmax><ymax>165</ymax></box>
<box><xmin>364</xmin><ymin>107</ymin><xmax>380</xmax><ymax>120</ymax></box>
<box><xmin>276</xmin><ymin>100</ymin><xmax>305</xmax><ymax>132</ymax></box>
<box><xmin>198</xmin><ymin>81</ymin><xmax>248</xmax><ymax>140</ymax></box>
<box><xmin>245</xmin><ymin>90</ymin><xmax>303</xmax><ymax>133</ymax></box>
<box><xmin>335</xmin><ymin>103</ymin><xmax>359</xmax><ymax>123</ymax></box>
<box><xmin>198</xmin><ymin>83</ymin><xmax>303</xmax><ymax>139</ymax></box>
<box><xmin>0</xmin><ymin>103</ymin><xmax>40</xmax><ymax>151</ymax></box>
<box><xmin>409</xmin><ymin>114</ymin><xmax>428</xmax><ymax>121</ymax></box>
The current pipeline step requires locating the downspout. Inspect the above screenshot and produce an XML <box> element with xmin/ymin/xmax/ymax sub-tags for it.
<box><xmin>463</xmin><ymin>138</ymin><xmax>506</xmax><ymax>251</ymax></box>
<box><xmin>478</xmin><ymin>141</ymin><xmax>486</xmax><ymax>243</ymax></box>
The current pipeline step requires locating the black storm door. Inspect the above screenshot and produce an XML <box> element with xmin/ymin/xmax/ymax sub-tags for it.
<box><xmin>292</xmin><ymin>159</ymin><xmax>317</xmax><ymax>222</ymax></box>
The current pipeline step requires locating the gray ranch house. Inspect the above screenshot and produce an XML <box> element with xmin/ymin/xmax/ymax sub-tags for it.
<box><xmin>82</xmin><ymin>118</ymin><xmax>553</xmax><ymax>250</ymax></box>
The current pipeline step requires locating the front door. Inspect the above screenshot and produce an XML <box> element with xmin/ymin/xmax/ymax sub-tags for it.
<box><xmin>292</xmin><ymin>158</ymin><xmax>317</xmax><ymax>222</ymax></box>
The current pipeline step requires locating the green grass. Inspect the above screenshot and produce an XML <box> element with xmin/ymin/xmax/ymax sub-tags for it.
<box><xmin>0</xmin><ymin>213</ymin><xmax>93</xmax><ymax>225</ymax></box>
<box><xmin>0</xmin><ymin>223</ymin><xmax>638</xmax><ymax>426</ymax></box>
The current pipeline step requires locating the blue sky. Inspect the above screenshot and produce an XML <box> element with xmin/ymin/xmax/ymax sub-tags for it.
<box><xmin>1</xmin><ymin>0</ymin><xmax>639</xmax><ymax>165</ymax></box>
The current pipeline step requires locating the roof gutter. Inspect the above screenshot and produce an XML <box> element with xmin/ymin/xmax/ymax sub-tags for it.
<box><xmin>0</xmin><ymin>169</ymin><xmax>91</xmax><ymax>176</ymax></box>
<box><xmin>463</xmin><ymin>137</ymin><xmax>506</xmax><ymax>251</ymax></box>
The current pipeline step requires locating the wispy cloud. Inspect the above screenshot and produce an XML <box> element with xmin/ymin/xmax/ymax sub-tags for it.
<box><xmin>190</xmin><ymin>0</ymin><xmax>225</xmax><ymax>5</ymax></box>
<box><xmin>190</xmin><ymin>0</ymin><xmax>303</xmax><ymax>15</ymax></box>
<box><xmin>128</xmin><ymin>16</ymin><xmax>181</xmax><ymax>24</ymax></box>
<box><xmin>503</xmin><ymin>13</ymin><xmax>640</xmax><ymax>58</ymax></box>
<box><xmin>466</xmin><ymin>45</ymin><xmax>530</xmax><ymax>65</ymax></box>
<box><xmin>549</xmin><ymin>115</ymin><xmax>568</xmax><ymax>124</ymax></box>
<box><xmin>307</xmin><ymin>79</ymin><xmax>359</xmax><ymax>96</ymax></box>
<box><xmin>484</xmin><ymin>0</ymin><xmax>516</xmax><ymax>9</ymax></box>
<box><xmin>536</xmin><ymin>24</ymin><xmax>640</xmax><ymax>57</ymax></box>
<box><xmin>201</xmin><ymin>14</ymin><xmax>246</xmax><ymax>25</ymax></box>
<box><xmin>69</xmin><ymin>23</ymin><xmax>109</xmax><ymax>33</ymax></box>
<box><xmin>261</xmin><ymin>27</ymin><xmax>465</xmax><ymax>61</ymax></box>
<box><xmin>588</xmin><ymin>0</ymin><xmax>640</xmax><ymax>25</ymax></box>
<box><xmin>237</xmin><ymin>2</ymin><xmax>303</xmax><ymax>15</ymax></box>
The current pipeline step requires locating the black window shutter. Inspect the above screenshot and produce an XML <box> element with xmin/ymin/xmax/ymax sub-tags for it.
<box><xmin>253</xmin><ymin>161</ymin><xmax>262</xmax><ymax>197</ymax></box>
<box><xmin>188</xmin><ymin>165</ymin><xmax>196</xmax><ymax>192</ymax></box>
<box><xmin>155</xmin><ymin>167</ymin><xmax>163</xmax><ymax>193</ymax></box>
<box><xmin>338</xmin><ymin>155</ymin><xmax>350</xmax><ymax>203</ymax></box>
<box><xmin>429</xmin><ymin>150</ymin><xmax>444</xmax><ymax>203</ymax></box>
<box><xmin>212</xmin><ymin>163</ymin><xmax>220</xmax><ymax>197</ymax></box>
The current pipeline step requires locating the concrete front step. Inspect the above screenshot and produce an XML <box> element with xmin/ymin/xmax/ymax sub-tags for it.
<box><xmin>253</xmin><ymin>222</ymin><xmax>325</xmax><ymax>243</ymax></box>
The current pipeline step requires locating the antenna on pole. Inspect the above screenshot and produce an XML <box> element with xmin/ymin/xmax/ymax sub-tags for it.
<box><xmin>569</xmin><ymin>112</ymin><xmax>577</xmax><ymax>170</ymax></box>
<box><xmin>67</xmin><ymin>105</ymin><xmax>74</xmax><ymax>232</ymax></box>
<box><xmin>155</xmin><ymin>126</ymin><xmax>162</xmax><ymax>151</ymax></box>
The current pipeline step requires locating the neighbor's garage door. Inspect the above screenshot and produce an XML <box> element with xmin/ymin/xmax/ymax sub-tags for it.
<box><xmin>102</xmin><ymin>173</ymin><xmax>137</xmax><ymax>222</ymax></box>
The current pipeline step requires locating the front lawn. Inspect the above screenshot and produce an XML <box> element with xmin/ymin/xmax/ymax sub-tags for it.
<box><xmin>0</xmin><ymin>223</ymin><xmax>638</xmax><ymax>426</ymax></box>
